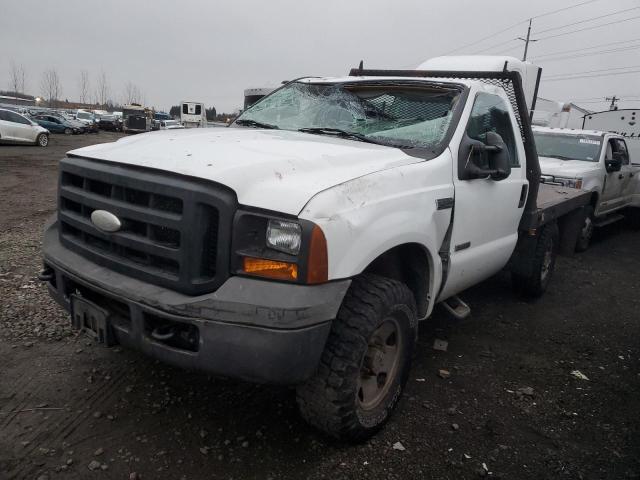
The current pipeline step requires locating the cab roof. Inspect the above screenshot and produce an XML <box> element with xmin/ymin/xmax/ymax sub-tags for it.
<box><xmin>532</xmin><ymin>125</ymin><xmax>614</xmax><ymax>137</ymax></box>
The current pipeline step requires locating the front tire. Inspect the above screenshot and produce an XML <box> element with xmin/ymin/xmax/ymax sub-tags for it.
<box><xmin>64</xmin><ymin>127</ymin><xmax>72</xmax><ymax>135</ymax></box>
<box><xmin>36</xmin><ymin>133</ymin><xmax>48</xmax><ymax>147</ymax></box>
<box><xmin>575</xmin><ymin>206</ymin><xmax>594</xmax><ymax>252</ymax></box>
<box><xmin>512</xmin><ymin>223</ymin><xmax>559</xmax><ymax>297</ymax></box>
<box><xmin>296</xmin><ymin>274</ymin><xmax>417</xmax><ymax>442</ymax></box>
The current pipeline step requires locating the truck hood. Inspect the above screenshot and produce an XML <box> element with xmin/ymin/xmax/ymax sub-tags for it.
<box><xmin>68</xmin><ymin>128</ymin><xmax>420</xmax><ymax>215</ymax></box>
<box><xmin>539</xmin><ymin>156</ymin><xmax>600</xmax><ymax>178</ymax></box>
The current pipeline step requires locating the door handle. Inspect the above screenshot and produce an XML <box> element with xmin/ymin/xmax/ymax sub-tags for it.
<box><xmin>618</xmin><ymin>174</ymin><xmax>624</xmax><ymax>179</ymax></box>
<box><xmin>518</xmin><ymin>184</ymin><xmax>528</xmax><ymax>208</ymax></box>
<box><xmin>631</xmin><ymin>172</ymin><xmax>635</xmax><ymax>177</ymax></box>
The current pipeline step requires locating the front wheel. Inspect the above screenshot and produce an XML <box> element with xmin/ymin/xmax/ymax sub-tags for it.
<box><xmin>512</xmin><ymin>223</ymin><xmax>559</xmax><ymax>297</ymax></box>
<box><xmin>575</xmin><ymin>206</ymin><xmax>594</xmax><ymax>252</ymax></box>
<box><xmin>296</xmin><ymin>274</ymin><xmax>417</xmax><ymax>442</ymax></box>
<box><xmin>36</xmin><ymin>133</ymin><xmax>48</xmax><ymax>147</ymax></box>
<box><xmin>64</xmin><ymin>127</ymin><xmax>72</xmax><ymax>135</ymax></box>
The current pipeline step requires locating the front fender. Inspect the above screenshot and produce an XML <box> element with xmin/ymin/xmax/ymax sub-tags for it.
<box><xmin>299</xmin><ymin>151</ymin><xmax>454</xmax><ymax>298</ymax></box>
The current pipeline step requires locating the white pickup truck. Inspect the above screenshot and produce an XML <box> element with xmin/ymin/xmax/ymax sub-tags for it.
<box><xmin>41</xmin><ymin>56</ymin><xmax>591</xmax><ymax>441</ymax></box>
<box><xmin>534</xmin><ymin>126</ymin><xmax>640</xmax><ymax>250</ymax></box>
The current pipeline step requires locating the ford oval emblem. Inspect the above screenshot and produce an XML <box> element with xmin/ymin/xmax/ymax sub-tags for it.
<box><xmin>91</xmin><ymin>210</ymin><xmax>122</xmax><ymax>232</ymax></box>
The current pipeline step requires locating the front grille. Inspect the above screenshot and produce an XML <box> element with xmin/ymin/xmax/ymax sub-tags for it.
<box><xmin>58</xmin><ymin>156</ymin><xmax>237</xmax><ymax>295</ymax></box>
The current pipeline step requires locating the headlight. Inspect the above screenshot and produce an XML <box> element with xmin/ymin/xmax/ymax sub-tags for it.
<box><xmin>232</xmin><ymin>212</ymin><xmax>328</xmax><ymax>284</ymax></box>
<box><xmin>554</xmin><ymin>177</ymin><xmax>583</xmax><ymax>189</ymax></box>
<box><xmin>266</xmin><ymin>220</ymin><xmax>301</xmax><ymax>255</ymax></box>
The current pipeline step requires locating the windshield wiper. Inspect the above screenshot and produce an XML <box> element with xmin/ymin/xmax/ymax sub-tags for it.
<box><xmin>235</xmin><ymin>119</ymin><xmax>279</xmax><ymax>129</ymax></box>
<box><xmin>547</xmin><ymin>155</ymin><xmax>576</xmax><ymax>161</ymax></box>
<box><xmin>298</xmin><ymin>127</ymin><xmax>413</xmax><ymax>149</ymax></box>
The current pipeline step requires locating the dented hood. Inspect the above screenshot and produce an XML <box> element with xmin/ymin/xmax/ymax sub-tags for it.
<box><xmin>68</xmin><ymin>128</ymin><xmax>419</xmax><ymax>215</ymax></box>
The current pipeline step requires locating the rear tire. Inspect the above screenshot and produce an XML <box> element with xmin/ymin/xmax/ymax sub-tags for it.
<box><xmin>296</xmin><ymin>274</ymin><xmax>417</xmax><ymax>442</ymax></box>
<box><xmin>575</xmin><ymin>206</ymin><xmax>594</xmax><ymax>252</ymax></box>
<box><xmin>512</xmin><ymin>223</ymin><xmax>559</xmax><ymax>298</ymax></box>
<box><xmin>36</xmin><ymin>133</ymin><xmax>48</xmax><ymax>147</ymax></box>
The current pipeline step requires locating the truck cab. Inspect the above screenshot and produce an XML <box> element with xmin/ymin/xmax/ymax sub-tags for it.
<box><xmin>534</xmin><ymin>126</ymin><xmax>640</xmax><ymax>250</ymax></box>
<box><xmin>41</xmin><ymin>56</ymin><xmax>589</xmax><ymax>441</ymax></box>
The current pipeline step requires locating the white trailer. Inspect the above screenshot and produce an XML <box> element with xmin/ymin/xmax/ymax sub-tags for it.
<box><xmin>582</xmin><ymin>109</ymin><xmax>640</xmax><ymax>163</ymax></box>
<box><xmin>180</xmin><ymin>101</ymin><xmax>207</xmax><ymax>128</ymax></box>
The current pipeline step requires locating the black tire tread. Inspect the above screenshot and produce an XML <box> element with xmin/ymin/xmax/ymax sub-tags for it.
<box><xmin>296</xmin><ymin>274</ymin><xmax>416</xmax><ymax>441</ymax></box>
<box><xmin>512</xmin><ymin>223</ymin><xmax>559</xmax><ymax>298</ymax></box>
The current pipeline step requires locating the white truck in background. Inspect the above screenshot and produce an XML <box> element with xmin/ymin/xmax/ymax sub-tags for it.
<box><xmin>41</xmin><ymin>56</ymin><xmax>592</xmax><ymax>441</ymax></box>
<box><xmin>180</xmin><ymin>101</ymin><xmax>207</xmax><ymax>128</ymax></box>
<box><xmin>534</xmin><ymin>126</ymin><xmax>640</xmax><ymax>250</ymax></box>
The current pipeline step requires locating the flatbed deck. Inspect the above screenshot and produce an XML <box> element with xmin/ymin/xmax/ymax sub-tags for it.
<box><xmin>521</xmin><ymin>183</ymin><xmax>591</xmax><ymax>230</ymax></box>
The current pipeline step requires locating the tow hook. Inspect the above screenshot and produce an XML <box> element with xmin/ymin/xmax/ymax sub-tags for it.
<box><xmin>150</xmin><ymin>325</ymin><xmax>176</xmax><ymax>341</ymax></box>
<box><xmin>38</xmin><ymin>267</ymin><xmax>55</xmax><ymax>282</ymax></box>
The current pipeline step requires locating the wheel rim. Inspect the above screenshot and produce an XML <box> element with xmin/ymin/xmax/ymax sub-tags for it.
<box><xmin>39</xmin><ymin>135</ymin><xmax>48</xmax><ymax>146</ymax></box>
<box><xmin>357</xmin><ymin>318</ymin><xmax>402</xmax><ymax>411</ymax></box>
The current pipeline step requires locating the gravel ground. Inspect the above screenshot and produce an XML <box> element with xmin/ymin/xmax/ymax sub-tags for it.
<box><xmin>1</xmin><ymin>132</ymin><xmax>639</xmax><ymax>480</ymax></box>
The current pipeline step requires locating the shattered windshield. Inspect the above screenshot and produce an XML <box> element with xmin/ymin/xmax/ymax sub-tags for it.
<box><xmin>534</xmin><ymin>132</ymin><xmax>603</xmax><ymax>162</ymax></box>
<box><xmin>235</xmin><ymin>81</ymin><xmax>461</xmax><ymax>150</ymax></box>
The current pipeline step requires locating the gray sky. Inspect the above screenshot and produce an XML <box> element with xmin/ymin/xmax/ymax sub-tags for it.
<box><xmin>2</xmin><ymin>0</ymin><xmax>639</xmax><ymax>113</ymax></box>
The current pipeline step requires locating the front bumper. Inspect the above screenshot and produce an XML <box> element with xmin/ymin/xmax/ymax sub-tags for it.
<box><xmin>42</xmin><ymin>222</ymin><xmax>350</xmax><ymax>384</ymax></box>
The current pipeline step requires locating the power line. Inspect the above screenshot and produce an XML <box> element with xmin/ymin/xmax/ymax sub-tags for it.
<box><xmin>531</xmin><ymin>0</ymin><xmax>603</xmax><ymax>19</ymax></box>
<box><xmin>441</xmin><ymin>0</ymin><xmax>604</xmax><ymax>55</ymax></box>
<box><xmin>536</xmin><ymin>14</ymin><xmax>640</xmax><ymax>41</ymax></box>
<box><xmin>532</xmin><ymin>37</ymin><xmax>640</xmax><ymax>58</ymax></box>
<box><xmin>544</xmin><ymin>69</ymin><xmax>640</xmax><ymax>82</ymax></box>
<box><xmin>535</xmin><ymin>44</ymin><xmax>640</xmax><ymax>63</ymax></box>
<box><xmin>443</xmin><ymin>20</ymin><xmax>528</xmax><ymax>55</ymax></box>
<box><xmin>533</xmin><ymin>5</ymin><xmax>640</xmax><ymax>34</ymax></box>
<box><xmin>545</xmin><ymin>64</ymin><xmax>640</xmax><ymax>78</ymax></box>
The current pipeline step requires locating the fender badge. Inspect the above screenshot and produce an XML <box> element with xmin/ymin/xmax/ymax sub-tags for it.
<box><xmin>91</xmin><ymin>210</ymin><xmax>122</xmax><ymax>232</ymax></box>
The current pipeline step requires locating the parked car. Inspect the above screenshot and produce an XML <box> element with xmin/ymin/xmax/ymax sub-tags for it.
<box><xmin>0</xmin><ymin>108</ymin><xmax>49</xmax><ymax>146</ymax></box>
<box><xmin>75</xmin><ymin>110</ymin><xmax>99</xmax><ymax>133</ymax></box>
<box><xmin>153</xmin><ymin>112</ymin><xmax>172</xmax><ymax>131</ymax></box>
<box><xmin>41</xmin><ymin>56</ymin><xmax>592</xmax><ymax>440</ymax></box>
<box><xmin>98</xmin><ymin>114</ymin><xmax>123</xmax><ymax>131</ymax></box>
<box><xmin>534</xmin><ymin>126</ymin><xmax>640</xmax><ymax>250</ymax></box>
<box><xmin>32</xmin><ymin>114</ymin><xmax>81</xmax><ymax>134</ymax></box>
<box><xmin>159</xmin><ymin>119</ymin><xmax>184</xmax><ymax>130</ymax></box>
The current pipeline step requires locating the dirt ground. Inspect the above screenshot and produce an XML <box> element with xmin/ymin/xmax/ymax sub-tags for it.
<box><xmin>1</xmin><ymin>132</ymin><xmax>639</xmax><ymax>480</ymax></box>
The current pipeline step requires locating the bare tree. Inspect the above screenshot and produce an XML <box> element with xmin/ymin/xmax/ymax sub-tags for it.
<box><xmin>40</xmin><ymin>68</ymin><xmax>61</xmax><ymax>107</ymax></box>
<box><xmin>8</xmin><ymin>61</ymin><xmax>26</xmax><ymax>96</ymax></box>
<box><xmin>123</xmin><ymin>81</ymin><xmax>144</xmax><ymax>105</ymax></box>
<box><xmin>78</xmin><ymin>70</ymin><xmax>90</xmax><ymax>104</ymax></box>
<box><xmin>95</xmin><ymin>70</ymin><xmax>110</xmax><ymax>107</ymax></box>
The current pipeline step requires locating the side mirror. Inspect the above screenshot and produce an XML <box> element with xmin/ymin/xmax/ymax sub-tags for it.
<box><xmin>459</xmin><ymin>132</ymin><xmax>511</xmax><ymax>181</ymax></box>
<box><xmin>605</xmin><ymin>153</ymin><xmax>623</xmax><ymax>172</ymax></box>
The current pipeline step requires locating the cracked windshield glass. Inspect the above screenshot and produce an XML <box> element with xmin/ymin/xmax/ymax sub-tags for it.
<box><xmin>236</xmin><ymin>81</ymin><xmax>460</xmax><ymax>149</ymax></box>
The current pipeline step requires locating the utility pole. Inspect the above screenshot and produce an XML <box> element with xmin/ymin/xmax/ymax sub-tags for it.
<box><xmin>606</xmin><ymin>96</ymin><xmax>619</xmax><ymax>110</ymax></box>
<box><xmin>517</xmin><ymin>19</ymin><xmax>538</xmax><ymax>61</ymax></box>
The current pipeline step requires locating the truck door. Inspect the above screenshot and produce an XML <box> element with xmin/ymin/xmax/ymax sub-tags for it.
<box><xmin>438</xmin><ymin>92</ymin><xmax>527</xmax><ymax>300</ymax></box>
<box><xmin>600</xmin><ymin>137</ymin><xmax>633</xmax><ymax>213</ymax></box>
<box><xmin>615</xmin><ymin>138</ymin><xmax>636</xmax><ymax>205</ymax></box>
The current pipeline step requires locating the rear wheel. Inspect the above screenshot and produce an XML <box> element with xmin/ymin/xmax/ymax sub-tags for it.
<box><xmin>575</xmin><ymin>206</ymin><xmax>594</xmax><ymax>252</ymax></box>
<box><xmin>36</xmin><ymin>133</ymin><xmax>48</xmax><ymax>147</ymax></box>
<box><xmin>296</xmin><ymin>274</ymin><xmax>417</xmax><ymax>442</ymax></box>
<box><xmin>512</xmin><ymin>223</ymin><xmax>559</xmax><ymax>297</ymax></box>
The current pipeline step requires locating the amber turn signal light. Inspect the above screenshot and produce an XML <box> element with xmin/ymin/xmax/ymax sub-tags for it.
<box><xmin>242</xmin><ymin>257</ymin><xmax>298</xmax><ymax>281</ymax></box>
<box><xmin>307</xmin><ymin>225</ymin><xmax>328</xmax><ymax>284</ymax></box>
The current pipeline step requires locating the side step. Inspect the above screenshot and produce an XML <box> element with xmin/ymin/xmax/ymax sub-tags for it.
<box><xmin>441</xmin><ymin>295</ymin><xmax>471</xmax><ymax>320</ymax></box>
<box><xmin>593</xmin><ymin>213</ymin><xmax>625</xmax><ymax>228</ymax></box>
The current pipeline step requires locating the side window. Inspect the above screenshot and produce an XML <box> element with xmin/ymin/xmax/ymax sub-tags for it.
<box><xmin>182</xmin><ymin>104</ymin><xmax>189</xmax><ymax>114</ymax></box>
<box><xmin>614</xmin><ymin>139</ymin><xmax>629</xmax><ymax>165</ymax></box>
<box><xmin>195</xmin><ymin>105</ymin><xmax>202</xmax><ymax>115</ymax></box>
<box><xmin>7</xmin><ymin>111</ymin><xmax>30</xmax><ymax>125</ymax></box>
<box><xmin>0</xmin><ymin>110</ymin><xmax>8</xmax><ymax>121</ymax></box>
<box><xmin>466</xmin><ymin>93</ymin><xmax>520</xmax><ymax>167</ymax></box>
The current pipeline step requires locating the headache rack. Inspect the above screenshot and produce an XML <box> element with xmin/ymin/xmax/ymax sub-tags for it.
<box><xmin>348</xmin><ymin>64</ymin><xmax>543</xmax><ymax>230</ymax></box>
